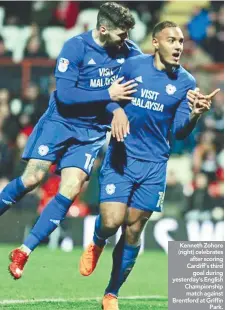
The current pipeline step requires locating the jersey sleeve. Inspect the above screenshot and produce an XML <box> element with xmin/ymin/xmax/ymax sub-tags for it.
<box><xmin>172</xmin><ymin>76</ymin><xmax>197</xmax><ymax>138</ymax></box>
<box><xmin>55</xmin><ymin>37</ymin><xmax>84</xmax><ymax>82</ymax></box>
<box><xmin>175</xmin><ymin>76</ymin><xmax>197</xmax><ymax>115</ymax></box>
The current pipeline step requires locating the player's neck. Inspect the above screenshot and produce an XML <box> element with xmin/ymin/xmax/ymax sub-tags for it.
<box><xmin>154</xmin><ymin>53</ymin><xmax>174</xmax><ymax>73</ymax></box>
<box><xmin>92</xmin><ymin>29</ymin><xmax>107</xmax><ymax>48</ymax></box>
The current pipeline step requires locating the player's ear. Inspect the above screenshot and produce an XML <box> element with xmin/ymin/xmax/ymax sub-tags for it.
<box><xmin>152</xmin><ymin>37</ymin><xmax>159</xmax><ymax>50</ymax></box>
<box><xmin>99</xmin><ymin>25</ymin><xmax>108</xmax><ymax>35</ymax></box>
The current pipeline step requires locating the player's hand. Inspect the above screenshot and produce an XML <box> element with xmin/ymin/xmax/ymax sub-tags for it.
<box><xmin>109</xmin><ymin>77</ymin><xmax>138</xmax><ymax>101</ymax></box>
<box><xmin>191</xmin><ymin>88</ymin><xmax>220</xmax><ymax>116</ymax></box>
<box><xmin>187</xmin><ymin>88</ymin><xmax>202</xmax><ymax>110</ymax></box>
<box><xmin>111</xmin><ymin>107</ymin><xmax>130</xmax><ymax>142</ymax></box>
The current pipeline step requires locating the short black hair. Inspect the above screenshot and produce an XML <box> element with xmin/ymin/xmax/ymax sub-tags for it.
<box><xmin>152</xmin><ymin>21</ymin><xmax>178</xmax><ymax>38</ymax></box>
<box><xmin>97</xmin><ymin>2</ymin><xmax>135</xmax><ymax>30</ymax></box>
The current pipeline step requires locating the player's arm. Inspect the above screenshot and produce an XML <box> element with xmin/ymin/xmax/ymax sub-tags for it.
<box><xmin>55</xmin><ymin>38</ymin><xmax>137</xmax><ymax>105</ymax></box>
<box><xmin>56</xmin><ymin>77</ymin><xmax>137</xmax><ymax>105</ymax></box>
<box><xmin>173</xmin><ymin>86</ymin><xmax>220</xmax><ymax>140</ymax></box>
<box><xmin>106</xmin><ymin>60</ymin><xmax>136</xmax><ymax>141</ymax></box>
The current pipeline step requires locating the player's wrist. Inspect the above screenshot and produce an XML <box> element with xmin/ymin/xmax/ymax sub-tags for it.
<box><xmin>106</xmin><ymin>102</ymin><xmax>121</xmax><ymax>114</ymax></box>
<box><xmin>113</xmin><ymin>107</ymin><xmax>123</xmax><ymax>115</ymax></box>
<box><xmin>190</xmin><ymin>111</ymin><xmax>201</xmax><ymax>121</ymax></box>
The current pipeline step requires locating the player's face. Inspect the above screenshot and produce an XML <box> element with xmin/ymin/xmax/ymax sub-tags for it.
<box><xmin>101</xmin><ymin>27</ymin><xmax>129</xmax><ymax>50</ymax></box>
<box><xmin>153</xmin><ymin>27</ymin><xmax>184</xmax><ymax>67</ymax></box>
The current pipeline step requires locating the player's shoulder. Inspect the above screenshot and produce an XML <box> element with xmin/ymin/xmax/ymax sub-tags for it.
<box><xmin>179</xmin><ymin>65</ymin><xmax>196</xmax><ymax>87</ymax></box>
<box><xmin>58</xmin><ymin>34</ymin><xmax>86</xmax><ymax>61</ymax></box>
<box><xmin>125</xmin><ymin>53</ymin><xmax>149</xmax><ymax>64</ymax></box>
<box><xmin>63</xmin><ymin>33</ymin><xmax>86</xmax><ymax>48</ymax></box>
<box><xmin>125</xmin><ymin>39</ymin><xmax>141</xmax><ymax>51</ymax></box>
<box><xmin>125</xmin><ymin>39</ymin><xmax>143</xmax><ymax>56</ymax></box>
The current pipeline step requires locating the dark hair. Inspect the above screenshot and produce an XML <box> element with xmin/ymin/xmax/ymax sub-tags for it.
<box><xmin>97</xmin><ymin>2</ymin><xmax>135</xmax><ymax>30</ymax></box>
<box><xmin>152</xmin><ymin>21</ymin><xmax>178</xmax><ymax>38</ymax></box>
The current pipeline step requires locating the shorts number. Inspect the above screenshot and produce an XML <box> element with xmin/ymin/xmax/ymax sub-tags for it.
<box><xmin>156</xmin><ymin>192</ymin><xmax>165</xmax><ymax>209</ymax></box>
<box><xmin>84</xmin><ymin>153</ymin><xmax>95</xmax><ymax>172</ymax></box>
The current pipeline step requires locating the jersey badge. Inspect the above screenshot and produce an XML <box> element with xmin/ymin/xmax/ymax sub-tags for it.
<box><xmin>105</xmin><ymin>184</ymin><xmax>116</xmax><ymax>195</ymax></box>
<box><xmin>166</xmin><ymin>84</ymin><xmax>176</xmax><ymax>95</ymax></box>
<box><xmin>58</xmin><ymin>58</ymin><xmax>69</xmax><ymax>72</ymax></box>
<box><xmin>38</xmin><ymin>145</ymin><xmax>49</xmax><ymax>156</ymax></box>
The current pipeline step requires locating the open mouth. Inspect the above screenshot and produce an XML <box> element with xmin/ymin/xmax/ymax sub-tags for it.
<box><xmin>172</xmin><ymin>52</ymin><xmax>180</xmax><ymax>61</ymax></box>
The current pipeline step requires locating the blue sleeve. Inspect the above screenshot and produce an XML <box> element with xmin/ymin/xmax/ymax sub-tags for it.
<box><xmin>56</xmin><ymin>78</ymin><xmax>111</xmax><ymax>105</ymax></box>
<box><xmin>105</xmin><ymin>60</ymin><xmax>132</xmax><ymax>113</ymax></box>
<box><xmin>55</xmin><ymin>37</ymin><xmax>84</xmax><ymax>82</ymax></box>
<box><xmin>172</xmin><ymin>77</ymin><xmax>197</xmax><ymax>139</ymax></box>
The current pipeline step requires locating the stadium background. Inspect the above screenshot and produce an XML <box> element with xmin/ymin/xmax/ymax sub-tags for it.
<box><xmin>0</xmin><ymin>1</ymin><xmax>223</xmax><ymax>309</ymax></box>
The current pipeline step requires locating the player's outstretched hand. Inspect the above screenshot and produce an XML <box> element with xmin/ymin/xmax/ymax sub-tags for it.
<box><xmin>190</xmin><ymin>88</ymin><xmax>220</xmax><ymax>116</ymax></box>
<box><xmin>109</xmin><ymin>77</ymin><xmax>138</xmax><ymax>101</ymax></box>
<box><xmin>187</xmin><ymin>88</ymin><xmax>202</xmax><ymax>110</ymax></box>
<box><xmin>111</xmin><ymin>107</ymin><xmax>130</xmax><ymax>142</ymax></box>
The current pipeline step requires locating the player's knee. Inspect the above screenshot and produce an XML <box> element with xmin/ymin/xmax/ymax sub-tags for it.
<box><xmin>21</xmin><ymin>159</ymin><xmax>51</xmax><ymax>189</ymax></box>
<box><xmin>102</xmin><ymin>216</ymin><xmax>123</xmax><ymax>231</ymax></box>
<box><xmin>21</xmin><ymin>171</ymin><xmax>45</xmax><ymax>188</ymax></box>
<box><xmin>59</xmin><ymin>178</ymin><xmax>83</xmax><ymax>201</ymax></box>
<box><xmin>125</xmin><ymin>223</ymin><xmax>143</xmax><ymax>245</ymax></box>
<box><xmin>59</xmin><ymin>168</ymin><xmax>87</xmax><ymax>200</ymax></box>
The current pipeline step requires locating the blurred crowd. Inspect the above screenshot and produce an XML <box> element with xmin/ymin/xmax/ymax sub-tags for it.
<box><xmin>0</xmin><ymin>1</ymin><xmax>224</xmax><ymax>222</ymax></box>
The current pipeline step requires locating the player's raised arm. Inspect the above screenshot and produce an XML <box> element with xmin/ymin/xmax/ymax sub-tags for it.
<box><xmin>172</xmin><ymin>84</ymin><xmax>220</xmax><ymax>140</ymax></box>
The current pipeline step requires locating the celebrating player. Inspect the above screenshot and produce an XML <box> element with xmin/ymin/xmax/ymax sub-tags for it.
<box><xmin>3</xmin><ymin>2</ymin><xmax>142</xmax><ymax>280</ymax></box>
<box><xmin>80</xmin><ymin>21</ymin><xmax>220</xmax><ymax>310</ymax></box>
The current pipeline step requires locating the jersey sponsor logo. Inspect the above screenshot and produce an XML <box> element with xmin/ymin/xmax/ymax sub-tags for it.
<box><xmin>38</xmin><ymin>145</ymin><xmax>49</xmax><ymax>156</ymax></box>
<box><xmin>135</xmin><ymin>76</ymin><xmax>143</xmax><ymax>83</ymax></box>
<box><xmin>58</xmin><ymin>58</ymin><xmax>69</xmax><ymax>72</ymax></box>
<box><xmin>166</xmin><ymin>84</ymin><xmax>176</xmax><ymax>95</ymax></box>
<box><xmin>132</xmin><ymin>98</ymin><xmax>164</xmax><ymax>112</ymax></box>
<box><xmin>105</xmin><ymin>184</ymin><xmax>116</xmax><ymax>195</ymax></box>
<box><xmin>141</xmin><ymin>89</ymin><xmax>159</xmax><ymax>101</ymax></box>
<box><xmin>90</xmin><ymin>75</ymin><xmax>118</xmax><ymax>88</ymax></box>
<box><xmin>99</xmin><ymin>68</ymin><xmax>113</xmax><ymax>77</ymax></box>
<box><xmin>50</xmin><ymin>219</ymin><xmax>60</xmax><ymax>226</ymax></box>
<box><xmin>90</xmin><ymin>67</ymin><xmax>118</xmax><ymax>88</ymax></box>
<box><xmin>2</xmin><ymin>199</ymin><xmax>13</xmax><ymax>205</ymax></box>
<box><xmin>132</xmin><ymin>88</ymin><xmax>163</xmax><ymax>111</ymax></box>
<box><xmin>88</xmin><ymin>58</ymin><xmax>96</xmax><ymax>65</ymax></box>
<box><xmin>117</xmin><ymin>58</ymin><xmax>125</xmax><ymax>64</ymax></box>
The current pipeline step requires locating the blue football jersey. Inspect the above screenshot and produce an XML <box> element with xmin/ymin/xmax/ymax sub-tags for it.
<box><xmin>48</xmin><ymin>30</ymin><xmax>141</xmax><ymax>130</ymax></box>
<box><xmin>111</xmin><ymin>54</ymin><xmax>196</xmax><ymax>162</ymax></box>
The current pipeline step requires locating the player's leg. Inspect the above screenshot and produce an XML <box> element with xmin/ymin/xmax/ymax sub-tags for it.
<box><xmin>23</xmin><ymin>167</ymin><xmax>88</xmax><ymax>249</ymax></box>
<box><xmin>103</xmin><ymin>208</ymin><xmax>153</xmax><ymax>298</ymax></box>
<box><xmin>102</xmin><ymin>161</ymin><xmax>166</xmax><ymax>309</ymax></box>
<box><xmin>80</xmin><ymin>201</ymin><xmax>128</xmax><ymax>277</ymax></box>
<box><xmin>80</xmin><ymin>150</ymin><xmax>133</xmax><ymax>276</ymax></box>
<box><xmin>9</xmin><ymin>133</ymin><xmax>105</xmax><ymax>279</ymax></box>
<box><xmin>8</xmin><ymin>119</ymin><xmax>79</xmax><ymax>278</ymax></box>
<box><xmin>22</xmin><ymin>135</ymin><xmax>105</xmax><ymax>253</ymax></box>
<box><xmin>9</xmin><ymin>166</ymin><xmax>88</xmax><ymax>280</ymax></box>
